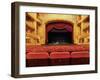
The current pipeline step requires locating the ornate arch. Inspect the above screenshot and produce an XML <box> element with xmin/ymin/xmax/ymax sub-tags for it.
<box><xmin>45</xmin><ymin>20</ymin><xmax>74</xmax><ymax>44</ymax></box>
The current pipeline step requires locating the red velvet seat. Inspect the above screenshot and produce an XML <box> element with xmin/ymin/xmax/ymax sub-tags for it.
<box><xmin>50</xmin><ymin>52</ymin><xmax>70</xmax><ymax>66</ymax></box>
<box><xmin>26</xmin><ymin>45</ymin><xmax>89</xmax><ymax>53</ymax></box>
<box><xmin>71</xmin><ymin>51</ymin><xmax>89</xmax><ymax>65</ymax></box>
<box><xmin>26</xmin><ymin>45</ymin><xmax>89</xmax><ymax>66</ymax></box>
<box><xmin>26</xmin><ymin>52</ymin><xmax>49</xmax><ymax>67</ymax></box>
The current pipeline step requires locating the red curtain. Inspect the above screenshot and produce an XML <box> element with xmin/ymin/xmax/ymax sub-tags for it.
<box><xmin>46</xmin><ymin>23</ymin><xmax>72</xmax><ymax>32</ymax></box>
<box><xmin>46</xmin><ymin>22</ymin><xmax>73</xmax><ymax>43</ymax></box>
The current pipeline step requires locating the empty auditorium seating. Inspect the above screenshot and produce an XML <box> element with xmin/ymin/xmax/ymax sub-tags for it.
<box><xmin>70</xmin><ymin>51</ymin><xmax>89</xmax><ymax>65</ymax></box>
<box><xmin>26</xmin><ymin>45</ymin><xmax>89</xmax><ymax>53</ymax></box>
<box><xmin>50</xmin><ymin>52</ymin><xmax>70</xmax><ymax>66</ymax></box>
<box><xmin>26</xmin><ymin>45</ymin><xmax>90</xmax><ymax>67</ymax></box>
<box><xmin>26</xmin><ymin>52</ymin><xmax>49</xmax><ymax>67</ymax></box>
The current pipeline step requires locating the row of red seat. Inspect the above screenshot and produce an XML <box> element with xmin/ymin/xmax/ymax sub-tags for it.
<box><xmin>26</xmin><ymin>45</ymin><xmax>89</xmax><ymax>53</ymax></box>
<box><xmin>26</xmin><ymin>51</ymin><xmax>89</xmax><ymax>67</ymax></box>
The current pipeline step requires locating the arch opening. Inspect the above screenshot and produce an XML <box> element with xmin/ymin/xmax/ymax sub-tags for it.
<box><xmin>46</xmin><ymin>20</ymin><xmax>73</xmax><ymax>45</ymax></box>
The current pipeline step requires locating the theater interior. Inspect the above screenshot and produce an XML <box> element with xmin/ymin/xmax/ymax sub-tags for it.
<box><xmin>26</xmin><ymin>12</ymin><xmax>90</xmax><ymax>67</ymax></box>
